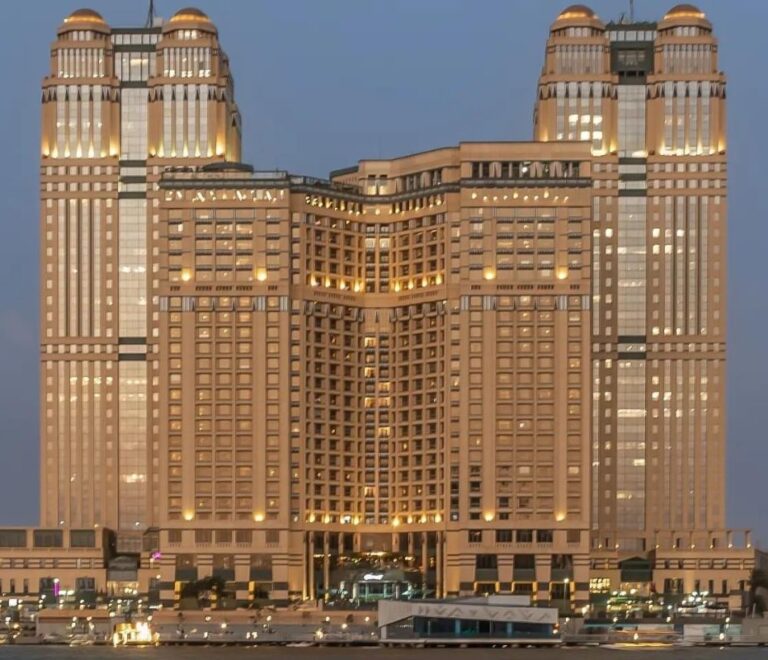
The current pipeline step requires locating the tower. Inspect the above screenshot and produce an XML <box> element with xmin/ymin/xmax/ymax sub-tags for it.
<box><xmin>534</xmin><ymin>4</ymin><xmax>727</xmax><ymax>552</ymax></box>
<box><xmin>40</xmin><ymin>6</ymin><xmax>241</xmax><ymax>546</ymax></box>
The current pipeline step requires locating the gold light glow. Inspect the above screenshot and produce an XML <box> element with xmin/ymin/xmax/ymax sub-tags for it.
<box><xmin>255</xmin><ymin>268</ymin><xmax>267</xmax><ymax>282</ymax></box>
<box><xmin>392</xmin><ymin>517</ymin><xmax>401</xmax><ymax>527</ymax></box>
<box><xmin>555</xmin><ymin>512</ymin><xmax>566</xmax><ymax>522</ymax></box>
<box><xmin>483</xmin><ymin>268</ymin><xmax>496</xmax><ymax>281</ymax></box>
<box><xmin>484</xmin><ymin>512</ymin><xmax>495</xmax><ymax>522</ymax></box>
<box><xmin>183</xmin><ymin>511</ymin><xmax>194</xmax><ymax>521</ymax></box>
<box><xmin>556</xmin><ymin>266</ymin><xmax>568</xmax><ymax>280</ymax></box>
<box><xmin>180</xmin><ymin>269</ymin><xmax>193</xmax><ymax>282</ymax></box>
<box><xmin>253</xmin><ymin>513</ymin><xmax>265</xmax><ymax>522</ymax></box>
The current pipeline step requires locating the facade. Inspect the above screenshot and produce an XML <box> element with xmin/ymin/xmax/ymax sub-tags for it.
<box><xmin>39</xmin><ymin>6</ymin><xmax>241</xmax><ymax>540</ymax></box>
<box><xmin>20</xmin><ymin>4</ymin><xmax>752</xmax><ymax>614</ymax></box>
<box><xmin>533</xmin><ymin>3</ymin><xmax>749</xmax><ymax>608</ymax></box>
<box><xmin>152</xmin><ymin>141</ymin><xmax>594</xmax><ymax>608</ymax></box>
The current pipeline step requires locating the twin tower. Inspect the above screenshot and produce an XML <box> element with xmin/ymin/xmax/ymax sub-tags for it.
<box><xmin>34</xmin><ymin>4</ymin><xmax>749</xmax><ymax>612</ymax></box>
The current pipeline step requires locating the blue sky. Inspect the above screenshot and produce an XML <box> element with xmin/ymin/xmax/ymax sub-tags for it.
<box><xmin>1</xmin><ymin>0</ymin><xmax>766</xmax><ymax>542</ymax></box>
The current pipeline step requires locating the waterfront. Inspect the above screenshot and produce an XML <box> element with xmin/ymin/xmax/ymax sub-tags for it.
<box><xmin>1</xmin><ymin>648</ymin><xmax>768</xmax><ymax>660</ymax></box>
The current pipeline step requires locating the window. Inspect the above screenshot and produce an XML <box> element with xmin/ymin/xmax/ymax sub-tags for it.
<box><xmin>194</xmin><ymin>529</ymin><xmax>212</xmax><ymax>544</ymax></box>
<box><xmin>0</xmin><ymin>530</ymin><xmax>27</xmax><ymax>548</ymax></box>
<box><xmin>516</xmin><ymin>529</ymin><xmax>533</xmax><ymax>543</ymax></box>
<box><xmin>265</xmin><ymin>530</ymin><xmax>279</xmax><ymax>544</ymax></box>
<box><xmin>33</xmin><ymin>530</ymin><xmax>63</xmax><ymax>548</ymax></box>
<box><xmin>235</xmin><ymin>530</ymin><xmax>252</xmax><ymax>544</ymax></box>
<box><xmin>468</xmin><ymin>530</ymin><xmax>482</xmax><ymax>543</ymax></box>
<box><xmin>476</xmin><ymin>554</ymin><xmax>498</xmax><ymax>569</ymax></box>
<box><xmin>70</xmin><ymin>530</ymin><xmax>96</xmax><ymax>548</ymax></box>
<box><xmin>537</xmin><ymin>529</ymin><xmax>553</xmax><ymax>544</ymax></box>
<box><xmin>214</xmin><ymin>530</ymin><xmax>231</xmax><ymax>544</ymax></box>
<box><xmin>495</xmin><ymin>529</ymin><xmax>513</xmax><ymax>543</ymax></box>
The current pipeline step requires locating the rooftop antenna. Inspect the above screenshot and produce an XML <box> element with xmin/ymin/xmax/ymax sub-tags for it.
<box><xmin>145</xmin><ymin>0</ymin><xmax>156</xmax><ymax>28</ymax></box>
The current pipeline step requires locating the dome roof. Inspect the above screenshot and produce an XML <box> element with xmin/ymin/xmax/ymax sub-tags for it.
<box><xmin>664</xmin><ymin>3</ymin><xmax>706</xmax><ymax>20</ymax></box>
<box><xmin>169</xmin><ymin>7</ymin><xmax>212</xmax><ymax>24</ymax></box>
<box><xmin>165</xmin><ymin>6</ymin><xmax>216</xmax><ymax>33</ymax></box>
<box><xmin>659</xmin><ymin>3</ymin><xmax>711</xmax><ymax>28</ymax></box>
<box><xmin>59</xmin><ymin>8</ymin><xmax>109</xmax><ymax>34</ymax></box>
<box><xmin>558</xmin><ymin>4</ymin><xmax>598</xmax><ymax>20</ymax></box>
<box><xmin>552</xmin><ymin>4</ymin><xmax>604</xmax><ymax>30</ymax></box>
<box><xmin>64</xmin><ymin>8</ymin><xmax>106</xmax><ymax>24</ymax></box>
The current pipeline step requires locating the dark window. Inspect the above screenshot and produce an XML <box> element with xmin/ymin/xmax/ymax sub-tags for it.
<box><xmin>33</xmin><ymin>530</ymin><xmax>63</xmax><ymax>548</ymax></box>
<box><xmin>566</xmin><ymin>529</ymin><xmax>581</xmax><ymax>543</ymax></box>
<box><xmin>468</xmin><ymin>530</ymin><xmax>482</xmax><ymax>543</ymax></box>
<box><xmin>194</xmin><ymin>529</ymin><xmax>212</xmax><ymax>544</ymax></box>
<box><xmin>75</xmin><ymin>577</ymin><xmax>95</xmax><ymax>591</ymax></box>
<box><xmin>168</xmin><ymin>529</ymin><xmax>182</xmax><ymax>543</ymax></box>
<box><xmin>0</xmin><ymin>530</ymin><xmax>27</xmax><ymax>548</ymax></box>
<box><xmin>514</xmin><ymin>554</ymin><xmax>535</xmax><ymax>569</ymax></box>
<box><xmin>251</xmin><ymin>554</ymin><xmax>272</xmax><ymax>570</ymax></box>
<box><xmin>495</xmin><ymin>529</ymin><xmax>513</xmax><ymax>543</ymax></box>
<box><xmin>536</xmin><ymin>529</ymin><xmax>553</xmax><ymax>543</ymax></box>
<box><xmin>235</xmin><ymin>530</ymin><xmax>252</xmax><ymax>544</ymax></box>
<box><xmin>475</xmin><ymin>554</ymin><xmax>498</xmax><ymax>569</ymax></box>
<box><xmin>550</xmin><ymin>582</ymin><xmax>570</xmax><ymax>599</ymax></box>
<box><xmin>516</xmin><ymin>529</ymin><xmax>533</xmax><ymax>543</ymax></box>
<box><xmin>252</xmin><ymin>582</ymin><xmax>270</xmax><ymax>599</ymax></box>
<box><xmin>214</xmin><ymin>530</ymin><xmax>231</xmax><ymax>544</ymax></box>
<box><xmin>551</xmin><ymin>554</ymin><xmax>573</xmax><ymax>569</ymax></box>
<box><xmin>70</xmin><ymin>530</ymin><xmax>96</xmax><ymax>548</ymax></box>
<box><xmin>663</xmin><ymin>578</ymin><xmax>684</xmax><ymax>594</ymax></box>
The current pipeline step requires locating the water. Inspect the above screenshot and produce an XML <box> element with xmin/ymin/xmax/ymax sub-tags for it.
<box><xmin>0</xmin><ymin>648</ymin><xmax>768</xmax><ymax>660</ymax></box>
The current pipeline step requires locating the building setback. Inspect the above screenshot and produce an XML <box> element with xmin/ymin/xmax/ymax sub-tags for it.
<box><xmin>17</xmin><ymin>4</ymin><xmax>753</xmax><ymax>612</ymax></box>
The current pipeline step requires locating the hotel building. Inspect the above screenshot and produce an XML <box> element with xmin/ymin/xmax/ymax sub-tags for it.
<box><xmin>7</xmin><ymin>4</ymin><xmax>753</xmax><ymax>612</ymax></box>
<box><xmin>533</xmin><ymin>3</ymin><xmax>752</xmax><ymax>604</ymax></box>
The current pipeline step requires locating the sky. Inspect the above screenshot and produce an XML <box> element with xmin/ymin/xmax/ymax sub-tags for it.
<box><xmin>1</xmin><ymin>0</ymin><xmax>766</xmax><ymax>541</ymax></box>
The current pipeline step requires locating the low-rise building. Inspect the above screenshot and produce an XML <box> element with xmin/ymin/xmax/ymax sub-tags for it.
<box><xmin>378</xmin><ymin>595</ymin><xmax>559</xmax><ymax>645</ymax></box>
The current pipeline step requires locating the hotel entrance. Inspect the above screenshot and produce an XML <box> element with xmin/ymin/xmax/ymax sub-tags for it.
<box><xmin>307</xmin><ymin>530</ymin><xmax>442</xmax><ymax>604</ymax></box>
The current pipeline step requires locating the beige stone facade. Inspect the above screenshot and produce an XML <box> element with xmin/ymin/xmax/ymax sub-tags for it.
<box><xmin>24</xmin><ymin>4</ymin><xmax>752</xmax><ymax>614</ymax></box>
